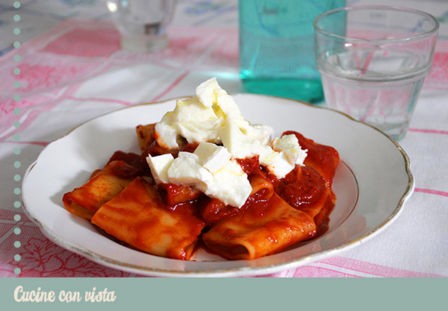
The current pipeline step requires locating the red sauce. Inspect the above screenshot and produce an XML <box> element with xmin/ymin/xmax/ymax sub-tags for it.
<box><xmin>143</xmin><ymin>141</ymin><xmax>199</xmax><ymax>158</ymax></box>
<box><xmin>237</xmin><ymin>156</ymin><xmax>260</xmax><ymax>176</ymax></box>
<box><xmin>164</xmin><ymin>199</ymin><xmax>202</xmax><ymax>217</ymax></box>
<box><xmin>275</xmin><ymin>166</ymin><xmax>326</xmax><ymax>208</ymax></box>
<box><xmin>180</xmin><ymin>143</ymin><xmax>199</xmax><ymax>153</ymax></box>
<box><xmin>158</xmin><ymin>183</ymin><xmax>202</xmax><ymax>207</ymax></box>
<box><xmin>200</xmin><ymin>198</ymin><xmax>240</xmax><ymax>225</ymax></box>
<box><xmin>107</xmin><ymin>151</ymin><xmax>149</xmax><ymax>177</ymax></box>
<box><xmin>108</xmin><ymin>161</ymin><xmax>141</xmax><ymax>179</ymax></box>
<box><xmin>144</xmin><ymin>140</ymin><xmax>173</xmax><ymax>157</ymax></box>
<box><xmin>313</xmin><ymin>193</ymin><xmax>336</xmax><ymax>237</ymax></box>
<box><xmin>240</xmin><ymin>189</ymin><xmax>271</xmax><ymax>218</ymax></box>
<box><xmin>237</xmin><ymin>157</ymin><xmax>278</xmax><ymax>185</ymax></box>
<box><xmin>283</xmin><ymin>131</ymin><xmax>339</xmax><ymax>185</ymax></box>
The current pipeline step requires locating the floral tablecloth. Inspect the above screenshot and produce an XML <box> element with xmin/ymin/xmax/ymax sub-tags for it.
<box><xmin>0</xmin><ymin>0</ymin><xmax>447</xmax><ymax>277</ymax></box>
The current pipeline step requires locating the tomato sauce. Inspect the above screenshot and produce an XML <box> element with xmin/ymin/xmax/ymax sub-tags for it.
<box><xmin>283</xmin><ymin>131</ymin><xmax>339</xmax><ymax>185</ymax></box>
<box><xmin>158</xmin><ymin>183</ymin><xmax>202</xmax><ymax>206</ymax></box>
<box><xmin>107</xmin><ymin>151</ymin><xmax>149</xmax><ymax>177</ymax></box>
<box><xmin>200</xmin><ymin>198</ymin><xmax>240</xmax><ymax>225</ymax></box>
<box><xmin>275</xmin><ymin>166</ymin><xmax>326</xmax><ymax>208</ymax></box>
<box><xmin>237</xmin><ymin>156</ymin><xmax>261</xmax><ymax>176</ymax></box>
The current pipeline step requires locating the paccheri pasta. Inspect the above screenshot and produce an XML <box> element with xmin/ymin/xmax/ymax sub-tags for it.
<box><xmin>63</xmin><ymin>78</ymin><xmax>339</xmax><ymax>260</ymax></box>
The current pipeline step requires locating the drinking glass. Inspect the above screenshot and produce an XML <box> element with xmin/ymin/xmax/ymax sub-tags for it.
<box><xmin>314</xmin><ymin>6</ymin><xmax>439</xmax><ymax>140</ymax></box>
<box><xmin>107</xmin><ymin>0</ymin><xmax>176</xmax><ymax>52</ymax></box>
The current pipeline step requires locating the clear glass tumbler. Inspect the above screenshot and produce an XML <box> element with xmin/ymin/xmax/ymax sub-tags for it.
<box><xmin>314</xmin><ymin>6</ymin><xmax>439</xmax><ymax>140</ymax></box>
<box><xmin>107</xmin><ymin>0</ymin><xmax>176</xmax><ymax>52</ymax></box>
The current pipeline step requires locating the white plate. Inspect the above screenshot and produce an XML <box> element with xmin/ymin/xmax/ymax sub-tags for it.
<box><xmin>22</xmin><ymin>94</ymin><xmax>414</xmax><ymax>277</ymax></box>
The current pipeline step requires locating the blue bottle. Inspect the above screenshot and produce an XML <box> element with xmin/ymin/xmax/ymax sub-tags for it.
<box><xmin>239</xmin><ymin>0</ymin><xmax>345</xmax><ymax>103</ymax></box>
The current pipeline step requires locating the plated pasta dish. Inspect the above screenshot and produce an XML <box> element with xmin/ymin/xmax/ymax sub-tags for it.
<box><xmin>62</xmin><ymin>78</ymin><xmax>339</xmax><ymax>261</ymax></box>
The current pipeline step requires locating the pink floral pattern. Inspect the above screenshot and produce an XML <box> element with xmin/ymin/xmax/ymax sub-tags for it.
<box><xmin>0</xmin><ymin>209</ymin><xmax>132</xmax><ymax>277</ymax></box>
<box><xmin>11</xmin><ymin>237</ymin><xmax>132</xmax><ymax>277</ymax></box>
<box><xmin>16</xmin><ymin>62</ymin><xmax>95</xmax><ymax>93</ymax></box>
<box><xmin>0</xmin><ymin>85</ymin><xmax>80</xmax><ymax>141</ymax></box>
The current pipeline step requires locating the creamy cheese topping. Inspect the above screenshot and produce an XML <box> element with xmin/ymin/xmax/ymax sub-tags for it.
<box><xmin>146</xmin><ymin>153</ymin><xmax>174</xmax><ymax>184</ymax></box>
<box><xmin>146</xmin><ymin>144</ymin><xmax>251</xmax><ymax>208</ymax></box>
<box><xmin>273</xmin><ymin>134</ymin><xmax>308</xmax><ymax>166</ymax></box>
<box><xmin>150</xmin><ymin>77</ymin><xmax>308</xmax><ymax>207</ymax></box>
<box><xmin>194</xmin><ymin>142</ymin><xmax>231</xmax><ymax>173</ymax></box>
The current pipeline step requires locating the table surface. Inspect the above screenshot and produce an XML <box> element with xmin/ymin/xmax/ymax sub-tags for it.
<box><xmin>0</xmin><ymin>0</ymin><xmax>447</xmax><ymax>277</ymax></box>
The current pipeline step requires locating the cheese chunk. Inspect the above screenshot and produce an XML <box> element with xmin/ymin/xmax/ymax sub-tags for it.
<box><xmin>219</xmin><ymin>118</ymin><xmax>272</xmax><ymax>160</ymax></box>
<box><xmin>167</xmin><ymin>152</ymin><xmax>213</xmax><ymax>191</ymax></box>
<box><xmin>219</xmin><ymin>118</ymin><xmax>248</xmax><ymax>158</ymax></box>
<box><xmin>155</xmin><ymin>116</ymin><xmax>178</xmax><ymax>149</ymax></box>
<box><xmin>146</xmin><ymin>154</ymin><xmax>175</xmax><ymax>184</ymax></box>
<box><xmin>259</xmin><ymin>146</ymin><xmax>295</xmax><ymax>179</ymax></box>
<box><xmin>248</xmin><ymin>124</ymin><xmax>274</xmax><ymax>145</ymax></box>
<box><xmin>259</xmin><ymin>146</ymin><xmax>277</xmax><ymax>165</ymax></box>
<box><xmin>264</xmin><ymin>151</ymin><xmax>295</xmax><ymax>179</ymax></box>
<box><xmin>165</xmin><ymin>150</ymin><xmax>251</xmax><ymax>207</ymax></box>
<box><xmin>216</xmin><ymin>92</ymin><xmax>245</xmax><ymax>124</ymax></box>
<box><xmin>194</xmin><ymin>142</ymin><xmax>231</xmax><ymax>173</ymax></box>
<box><xmin>273</xmin><ymin>134</ymin><xmax>307</xmax><ymax>166</ymax></box>
<box><xmin>196</xmin><ymin>77</ymin><xmax>224</xmax><ymax>108</ymax></box>
<box><xmin>205</xmin><ymin>160</ymin><xmax>252</xmax><ymax>208</ymax></box>
<box><xmin>171</xmin><ymin>97</ymin><xmax>222</xmax><ymax>144</ymax></box>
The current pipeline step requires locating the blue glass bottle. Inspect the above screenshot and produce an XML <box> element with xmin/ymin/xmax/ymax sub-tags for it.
<box><xmin>239</xmin><ymin>0</ymin><xmax>345</xmax><ymax>103</ymax></box>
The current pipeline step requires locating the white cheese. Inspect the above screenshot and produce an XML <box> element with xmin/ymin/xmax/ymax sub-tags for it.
<box><xmin>248</xmin><ymin>124</ymin><xmax>274</xmax><ymax>145</ymax></box>
<box><xmin>204</xmin><ymin>160</ymin><xmax>252</xmax><ymax>208</ymax></box>
<box><xmin>154</xmin><ymin>114</ymin><xmax>179</xmax><ymax>149</ymax></box>
<box><xmin>273</xmin><ymin>134</ymin><xmax>307</xmax><ymax>166</ymax></box>
<box><xmin>219</xmin><ymin>118</ymin><xmax>273</xmax><ymax>160</ymax></box>
<box><xmin>167</xmin><ymin>152</ymin><xmax>213</xmax><ymax>191</ymax></box>
<box><xmin>216</xmin><ymin>92</ymin><xmax>245</xmax><ymax>123</ymax></box>
<box><xmin>146</xmin><ymin>153</ymin><xmax>175</xmax><ymax>184</ymax></box>
<box><xmin>196</xmin><ymin>77</ymin><xmax>224</xmax><ymax>108</ymax></box>
<box><xmin>154</xmin><ymin>77</ymin><xmax>274</xmax><ymax>154</ymax></box>
<box><xmin>218</xmin><ymin>118</ymin><xmax>248</xmax><ymax>158</ymax></box>
<box><xmin>164</xmin><ymin>150</ymin><xmax>251</xmax><ymax>208</ymax></box>
<box><xmin>194</xmin><ymin>142</ymin><xmax>231</xmax><ymax>173</ymax></box>
<box><xmin>149</xmin><ymin>78</ymin><xmax>310</xmax><ymax>204</ymax></box>
<box><xmin>171</xmin><ymin>97</ymin><xmax>222</xmax><ymax>144</ymax></box>
<box><xmin>259</xmin><ymin>146</ymin><xmax>277</xmax><ymax>165</ymax></box>
<box><xmin>264</xmin><ymin>151</ymin><xmax>295</xmax><ymax>179</ymax></box>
